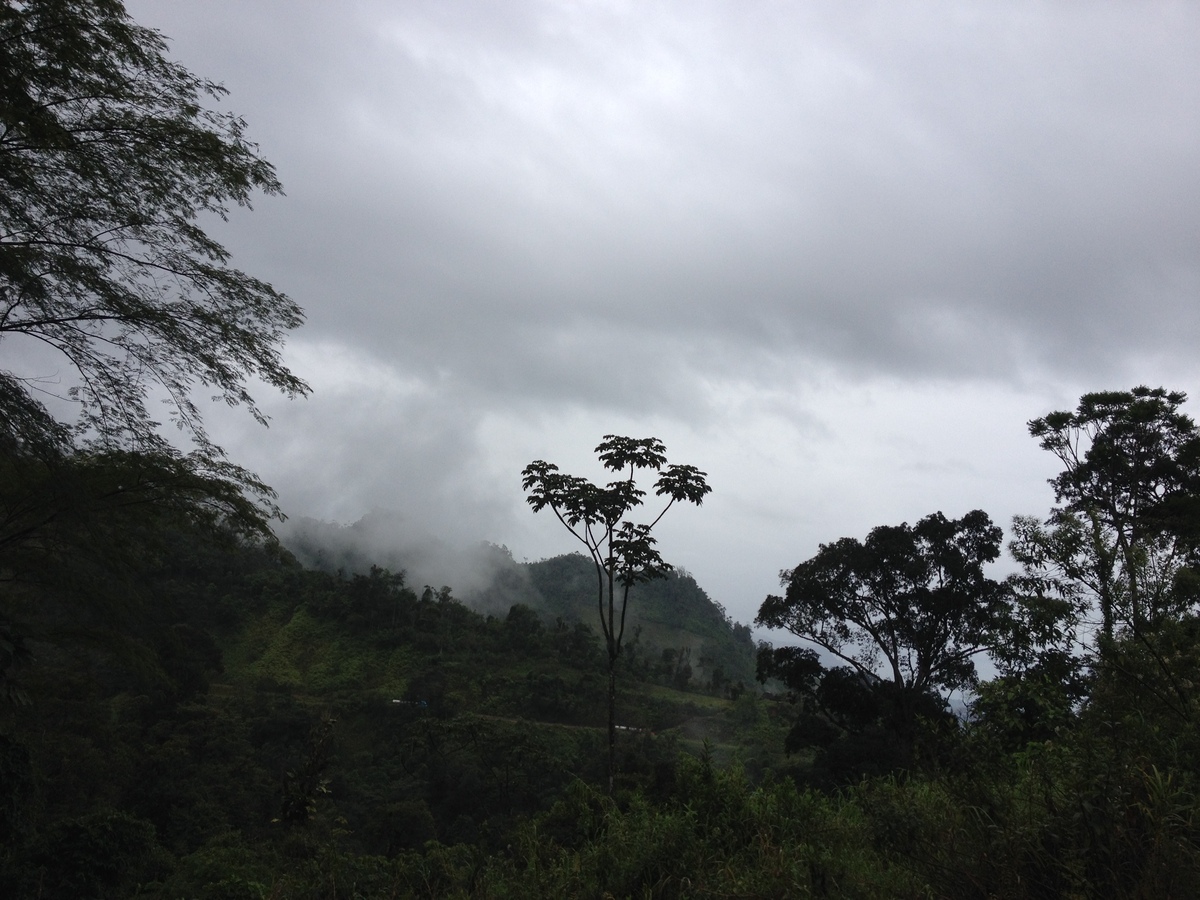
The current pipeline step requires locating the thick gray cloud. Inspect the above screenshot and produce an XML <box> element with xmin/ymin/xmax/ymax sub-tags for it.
<box><xmin>128</xmin><ymin>0</ymin><xmax>1200</xmax><ymax>626</ymax></box>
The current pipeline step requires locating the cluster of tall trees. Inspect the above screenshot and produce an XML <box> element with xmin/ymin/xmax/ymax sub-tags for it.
<box><xmin>756</xmin><ymin>386</ymin><xmax>1200</xmax><ymax>787</ymax></box>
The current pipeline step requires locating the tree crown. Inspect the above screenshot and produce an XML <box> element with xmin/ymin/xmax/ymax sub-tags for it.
<box><xmin>757</xmin><ymin>509</ymin><xmax>1008</xmax><ymax>695</ymax></box>
<box><xmin>521</xmin><ymin>435</ymin><xmax>710</xmax><ymax>628</ymax></box>
<box><xmin>0</xmin><ymin>0</ymin><xmax>308</xmax><ymax>491</ymax></box>
<box><xmin>1018</xmin><ymin>386</ymin><xmax>1200</xmax><ymax>635</ymax></box>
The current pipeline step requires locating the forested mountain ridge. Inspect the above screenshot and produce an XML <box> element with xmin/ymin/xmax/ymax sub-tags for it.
<box><xmin>282</xmin><ymin>517</ymin><xmax>758</xmax><ymax>690</ymax></box>
<box><xmin>519</xmin><ymin>554</ymin><xmax>757</xmax><ymax>690</ymax></box>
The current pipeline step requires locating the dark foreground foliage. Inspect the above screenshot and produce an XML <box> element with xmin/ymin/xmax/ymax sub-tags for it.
<box><xmin>2</xmin><ymin>481</ymin><xmax>1199</xmax><ymax>898</ymax></box>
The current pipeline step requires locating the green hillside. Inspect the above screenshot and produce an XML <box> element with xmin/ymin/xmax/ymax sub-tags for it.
<box><xmin>469</xmin><ymin>551</ymin><xmax>758</xmax><ymax>690</ymax></box>
<box><xmin>6</xmin><ymin>489</ymin><xmax>1200</xmax><ymax>897</ymax></box>
<box><xmin>6</xmin><ymin>396</ymin><xmax>1200</xmax><ymax>897</ymax></box>
<box><xmin>283</xmin><ymin>519</ymin><xmax>758</xmax><ymax>692</ymax></box>
<box><xmin>0</xmin><ymin>522</ymin><xmax>792</xmax><ymax>897</ymax></box>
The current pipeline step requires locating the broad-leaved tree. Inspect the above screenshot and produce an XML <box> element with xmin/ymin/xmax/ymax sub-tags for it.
<box><xmin>758</xmin><ymin>510</ymin><xmax>1009</xmax><ymax>759</ymax></box>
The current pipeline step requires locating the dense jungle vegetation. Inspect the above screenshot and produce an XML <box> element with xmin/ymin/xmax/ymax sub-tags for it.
<box><xmin>4</xmin><ymin>3</ymin><xmax>1200</xmax><ymax>897</ymax></box>
<box><xmin>0</xmin><ymin>512</ymin><xmax>785</xmax><ymax>897</ymax></box>
<box><xmin>3</xmin><ymin>387</ymin><xmax>1200</xmax><ymax>899</ymax></box>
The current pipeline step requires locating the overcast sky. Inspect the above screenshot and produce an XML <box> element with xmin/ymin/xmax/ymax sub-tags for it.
<box><xmin>127</xmin><ymin>0</ymin><xmax>1200</xmax><ymax>629</ymax></box>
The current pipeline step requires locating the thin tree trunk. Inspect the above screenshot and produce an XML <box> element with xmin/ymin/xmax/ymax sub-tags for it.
<box><xmin>607</xmin><ymin>655</ymin><xmax>616</xmax><ymax>795</ymax></box>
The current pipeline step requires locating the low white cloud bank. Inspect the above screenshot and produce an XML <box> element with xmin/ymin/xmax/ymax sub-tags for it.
<box><xmin>133</xmin><ymin>0</ymin><xmax>1200</xmax><ymax>628</ymax></box>
<box><xmin>205</xmin><ymin>336</ymin><xmax>1189</xmax><ymax>629</ymax></box>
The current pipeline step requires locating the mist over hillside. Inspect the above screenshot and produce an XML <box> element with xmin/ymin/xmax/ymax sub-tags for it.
<box><xmin>279</xmin><ymin>513</ymin><xmax>758</xmax><ymax>686</ymax></box>
<box><xmin>278</xmin><ymin>512</ymin><xmax>520</xmax><ymax>607</ymax></box>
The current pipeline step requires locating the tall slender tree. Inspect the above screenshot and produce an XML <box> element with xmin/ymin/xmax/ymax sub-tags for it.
<box><xmin>522</xmin><ymin>435</ymin><xmax>710</xmax><ymax>792</ymax></box>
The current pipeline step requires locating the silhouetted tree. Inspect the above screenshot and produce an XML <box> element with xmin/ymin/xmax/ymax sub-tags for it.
<box><xmin>1017</xmin><ymin>386</ymin><xmax>1200</xmax><ymax>639</ymax></box>
<box><xmin>522</xmin><ymin>435</ymin><xmax>710</xmax><ymax>792</ymax></box>
<box><xmin>758</xmin><ymin>510</ymin><xmax>1009</xmax><ymax>765</ymax></box>
<box><xmin>0</xmin><ymin>0</ymin><xmax>307</xmax><ymax>526</ymax></box>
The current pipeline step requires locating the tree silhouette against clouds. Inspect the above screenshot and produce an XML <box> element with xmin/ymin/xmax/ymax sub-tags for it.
<box><xmin>1016</xmin><ymin>387</ymin><xmax>1200</xmax><ymax>641</ymax></box>
<box><xmin>0</xmin><ymin>0</ymin><xmax>311</xmax><ymax>709</ymax></box>
<box><xmin>0</xmin><ymin>0</ymin><xmax>308</xmax><ymax>526</ymax></box>
<box><xmin>758</xmin><ymin>509</ymin><xmax>1010</xmax><ymax>765</ymax></box>
<box><xmin>522</xmin><ymin>435</ymin><xmax>710</xmax><ymax>793</ymax></box>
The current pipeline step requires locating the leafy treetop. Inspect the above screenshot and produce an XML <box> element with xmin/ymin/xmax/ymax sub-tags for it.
<box><xmin>1020</xmin><ymin>386</ymin><xmax>1200</xmax><ymax>635</ymax></box>
<box><xmin>1030</xmin><ymin>387</ymin><xmax>1199</xmax><ymax>527</ymax></box>
<box><xmin>522</xmin><ymin>435</ymin><xmax>711</xmax><ymax>591</ymax></box>
<box><xmin>0</xmin><ymin>0</ymin><xmax>308</xmax><ymax>481</ymax></box>
<box><xmin>758</xmin><ymin>510</ymin><xmax>1009</xmax><ymax>698</ymax></box>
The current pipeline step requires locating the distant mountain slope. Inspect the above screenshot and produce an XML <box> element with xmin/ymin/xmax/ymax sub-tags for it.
<box><xmin>516</xmin><ymin>553</ymin><xmax>757</xmax><ymax>688</ymax></box>
<box><xmin>280</xmin><ymin>517</ymin><xmax>757</xmax><ymax>688</ymax></box>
